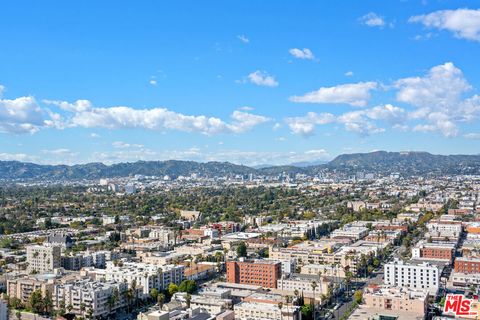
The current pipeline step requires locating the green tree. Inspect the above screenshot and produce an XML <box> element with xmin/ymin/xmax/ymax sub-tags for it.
<box><xmin>236</xmin><ymin>242</ymin><xmax>247</xmax><ymax>257</ymax></box>
<box><xmin>178</xmin><ymin>280</ymin><xmax>197</xmax><ymax>294</ymax></box>
<box><xmin>150</xmin><ymin>288</ymin><xmax>159</xmax><ymax>302</ymax></box>
<box><xmin>168</xmin><ymin>283</ymin><xmax>179</xmax><ymax>296</ymax></box>
<box><xmin>28</xmin><ymin>290</ymin><xmax>44</xmax><ymax>314</ymax></box>
<box><xmin>354</xmin><ymin>290</ymin><xmax>363</xmax><ymax>304</ymax></box>
<box><xmin>157</xmin><ymin>293</ymin><xmax>165</xmax><ymax>308</ymax></box>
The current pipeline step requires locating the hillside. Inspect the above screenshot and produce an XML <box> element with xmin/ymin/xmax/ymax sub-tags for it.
<box><xmin>1</xmin><ymin>151</ymin><xmax>480</xmax><ymax>180</ymax></box>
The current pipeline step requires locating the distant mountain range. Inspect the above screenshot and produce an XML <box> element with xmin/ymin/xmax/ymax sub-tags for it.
<box><xmin>1</xmin><ymin>151</ymin><xmax>480</xmax><ymax>180</ymax></box>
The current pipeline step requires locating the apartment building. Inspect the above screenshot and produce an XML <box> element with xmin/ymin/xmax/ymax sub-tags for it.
<box><xmin>363</xmin><ymin>285</ymin><xmax>429</xmax><ymax>316</ymax></box>
<box><xmin>26</xmin><ymin>244</ymin><xmax>62</xmax><ymax>273</ymax></box>
<box><xmin>330</xmin><ymin>225</ymin><xmax>369</xmax><ymax>240</ymax></box>
<box><xmin>61</xmin><ymin>251</ymin><xmax>106</xmax><ymax>270</ymax></box>
<box><xmin>226</xmin><ymin>260</ymin><xmax>281</xmax><ymax>288</ymax></box>
<box><xmin>52</xmin><ymin>279</ymin><xmax>127</xmax><ymax>318</ymax></box>
<box><xmin>90</xmin><ymin>261</ymin><xmax>184</xmax><ymax>298</ymax></box>
<box><xmin>277</xmin><ymin>274</ymin><xmax>330</xmax><ymax>300</ymax></box>
<box><xmin>300</xmin><ymin>264</ymin><xmax>347</xmax><ymax>278</ymax></box>
<box><xmin>411</xmin><ymin>241</ymin><xmax>456</xmax><ymax>262</ymax></box>
<box><xmin>234</xmin><ymin>300</ymin><xmax>301</xmax><ymax>320</ymax></box>
<box><xmin>384</xmin><ymin>259</ymin><xmax>442</xmax><ymax>294</ymax></box>
<box><xmin>454</xmin><ymin>257</ymin><xmax>480</xmax><ymax>274</ymax></box>
<box><xmin>7</xmin><ymin>275</ymin><xmax>55</xmax><ymax>304</ymax></box>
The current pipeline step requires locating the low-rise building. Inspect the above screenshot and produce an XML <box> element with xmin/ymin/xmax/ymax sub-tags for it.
<box><xmin>363</xmin><ymin>285</ymin><xmax>429</xmax><ymax>316</ymax></box>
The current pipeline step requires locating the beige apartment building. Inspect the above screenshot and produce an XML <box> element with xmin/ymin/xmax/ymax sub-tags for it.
<box><xmin>26</xmin><ymin>244</ymin><xmax>62</xmax><ymax>273</ymax></box>
<box><xmin>363</xmin><ymin>285</ymin><xmax>429</xmax><ymax>316</ymax></box>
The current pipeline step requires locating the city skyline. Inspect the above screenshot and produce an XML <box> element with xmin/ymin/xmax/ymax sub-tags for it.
<box><xmin>1</xmin><ymin>1</ymin><xmax>480</xmax><ymax>166</ymax></box>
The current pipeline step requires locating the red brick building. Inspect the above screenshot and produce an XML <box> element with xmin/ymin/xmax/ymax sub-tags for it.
<box><xmin>226</xmin><ymin>260</ymin><xmax>281</xmax><ymax>288</ymax></box>
<box><xmin>454</xmin><ymin>257</ymin><xmax>480</xmax><ymax>273</ymax></box>
<box><xmin>412</xmin><ymin>242</ymin><xmax>455</xmax><ymax>262</ymax></box>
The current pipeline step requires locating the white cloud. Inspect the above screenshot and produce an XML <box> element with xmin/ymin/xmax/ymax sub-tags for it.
<box><xmin>345</xmin><ymin>71</ymin><xmax>354</xmax><ymax>77</ymax></box>
<box><xmin>247</xmin><ymin>70</ymin><xmax>279</xmax><ymax>87</ymax></box>
<box><xmin>285</xmin><ymin>112</ymin><xmax>335</xmax><ymax>136</ymax></box>
<box><xmin>149</xmin><ymin>79</ymin><xmax>157</xmax><ymax>86</ymax></box>
<box><xmin>112</xmin><ymin>141</ymin><xmax>144</xmax><ymax>149</ymax></box>
<box><xmin>0</xmin><ymin>96</ymin><xmax>46</xmax><ymax>134</ymax></box>
<box><xmin>65</xmin><ymin>103</ymin><xmax>269</xmax><ymax>135</ymax></box>
<box><xmin>237</xmin><ymin>35</ymin><xmax>250</xmax><ymax>43</ymax></box>
<box><xmin>337</xmin><ymin>110</ymin><xmax>385</xmax><ymax>136</ymax></box>
<box><xmin>0</xmin><ymin>85</ymin><xmax>5</xmax><ymax>97</ymax></box>
<box><xmin>289</xmin><ymin>48</ymin><xmax>315</xmax><ymax>60</ymax></box>
<box><xmin>409</xmin><ymin>9</ymin><xmax>480</xmax><ymax>41</ymax></box>
<box><xmin>238</xmin><ymin>106</ymin><xmax>254</xmax><ymax>111</ymax></box>
<box><xmin>0</xmin><ymin>152</ymin><xmax>32</xmax><ymax>162</ymax></box>
<box><xmin>365</xmin><ymin>104</ymin><xmax>406</xmax><ymax>124</ymax></box>
<box><xmin>43</xmin><ymin>99</ymin><xmax>92</xmax><ymax>112</ymax></box>
<box><xmin>290</xmin><ymin>82</ymin><xmax>377</xmax><ymax>107</ymax></box>
<box><xmin>90</xmin><ymin>133</ymin><xmax>100</xmax><ymax>138</ymax></box>
<box><xmin>285</xmin><ymin>104</ymin><xmax>405</xmax><ymax>137</ymax></box>
<box><xmin>41</xmin><ymin>148</ymin><xmax>78</xmax><ymax>157</ymax></box>
<box><xmin>360</xmin><ymin>12</ymin><xmax>386</xmax><ymax>28</ymax></box>
<box><xmin>395</xmin><ymin>62</ymin><xmax>480</xmax><ymax>137</ymax></box>
<box><xmin>395</xmin><ymin>62</ymin><xmax>470</xmax><ymax>109</ymax></box>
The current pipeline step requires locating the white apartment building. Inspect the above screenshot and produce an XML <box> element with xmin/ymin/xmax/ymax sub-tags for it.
<box><xmin>27</xmin><ymin>244</ymin><xmax>62</xmax><ymax>273</ymax></box>
<box><xmin>426</xmin><ymin>222</ymin><xmax>462</xmax><ymax>236</ymax></box>
<box><xmin>234</xmin><ymin>301</ymin><xmax>301</xmax><ymax>320</ymax></box>
<box><xmin>277</xmin><ymin>275</ymin><xmax>330</xmax><ymax>300</ymax></box>
<box><xmin>149</xmin><ymin>228</ymin><xmax>176</xmax><ymax>246</ymax></box>
<box><xmin>91</xmin><ymin>261</ymin><xmax>184</xmax><ymax>298</ymax></box>
<box><xmin>330</xmin><ymin>226</ymin><xmax>369</xmax><ymax>240</ymax></box>
<box><xmin>53</xmin><ymin>279</ymin><xmax>127</xmax><ymax>318</ymax></box>
<box><xmin>384</xmin><ymin>259</ymin><xmax>441</xmax><ymax>294</ymax></box>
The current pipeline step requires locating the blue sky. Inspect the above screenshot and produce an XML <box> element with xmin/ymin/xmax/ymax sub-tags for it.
<box><xmin>1</xmin><ymin>0</ymin><xmax>480</xmax><ymax>166</ymax></box>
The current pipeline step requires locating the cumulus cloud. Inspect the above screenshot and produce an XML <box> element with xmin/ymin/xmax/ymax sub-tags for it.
<box><xmin>285</xmin><ymin>112</ymin><xmax>335</xmax><ymax>136</ymax></box>
<box><xmin>66</xmin><ymin>103</ymin><xmax>270</xmax><ymax>135</ymax></box>
<box><xmin>289</xmin><ymin>48</ymin><xmax>315</xmax><ymax>60</ymax></box>
<box><xmin>237</xmin><ymin>35</ymin><xmax>250</xmax><ymax>43</ymax></box>
<box><xmin>360</xmin><ymin>12</ymin><xmax>386</xmax><ymax>28</ymax></box>
<box><xmin>0</xmin><ymin>152</ymin><xmax>32</xmax><ymax>162</ymax></box>
<box><xmin>409</xmin><ymin>9</ymin><xmax>480</xmax><ymax>41</ymax></box>
<box><xmin>337</xmin><ymin>110</ymin><xmax>385</xmax><ymax>136</ymax></box>
<box><xmin>395</xmin><ymin>62</ymin><xmax>478</xmax><ymax>137</ymax></box>
<box><xmin>345</xmin><ymin>71</ymin><xmax>354</xmax><ymax>77</ymax></box>
<box><xmin>0</xmin><ymin>85</ymin><xmax>5</xmax><ymax>97</ymax></box>
<box><xmin>395</xmin><ymin>62</ymin><xmax>470</xmax><ymax>109</ymax></box>
<box><xmin>0</xmin><ymin>96</ymin><xmax>46</xmax><ymax>134</ymax></box>
<box><xmin>43</xmin><ymin>99</ymin><xmax>92</xmax><ymax>112</ymax></box>
<box><xmin>247</xmin><ymin>70</ymin><xmax>279</xmax><ymax>87</ymax></box>
<box><xmin>290</xmin><ymin>82</ymin><xmax>377</xmax><ymax>107</ymax></box>
<box><xmin>285</xmin><ymin>104</ymin><xmax>406</xmax><ymax>137</ymax></box>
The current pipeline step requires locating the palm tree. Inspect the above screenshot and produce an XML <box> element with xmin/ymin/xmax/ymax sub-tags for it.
<box><xmin>80</xmin><ymin>303</ymin><xmax>86</xmax><ymax>318</ymax></box>
<box><xmin>278</xmin><ymin>302</ymin><xmax>283</xmax><ymax>320</ymax></box>
<box><xmin>130</xmin><ymin>279</ymin><xmax>138</xmax><ymax>309</ymax></box>
<box><xmin>157</xmin><ymin>293</ymin><xmax>165</xmax><ymax>309</ymax></box>
<box><xmin>311</xmin><ymin>281</ymin><xmax>318</xmax><ymax>320</ymax></box>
